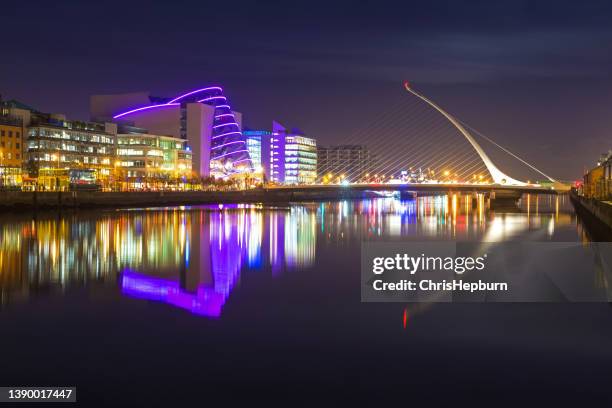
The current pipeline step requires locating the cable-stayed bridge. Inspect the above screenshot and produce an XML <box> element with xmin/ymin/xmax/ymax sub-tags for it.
<box><xmin>277</xmin><ymin>82</ymin><xmax>569</xmax><ymax>203</ymax></box>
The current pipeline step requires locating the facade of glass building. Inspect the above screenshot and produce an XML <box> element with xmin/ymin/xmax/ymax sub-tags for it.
<box><xmin>244</xmin><ymin>129</ymin><xmax>271</xmax><ymax>172</ymax></box>
<box><xmin>282</xmin><ymin>135</ymin><xmax>317</xmax><ymax>184</ymax></box>
<box><xmin>25</xmin><ymin>114</ymin><xmax>116</xmax><ymax>190</ymax></box>
<box><xmin>247</xmin><ymin>122</ymin><xmax>317</xmax><ymax>185</ymax></box>
<box><xmin>116</xmin><ymin>132</ymin><xmax>192</xmax><ymax>189</ymax></box>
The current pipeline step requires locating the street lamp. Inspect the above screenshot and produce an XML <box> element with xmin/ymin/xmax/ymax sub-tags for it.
<box><xmin>114</xmin><ymin>160</ymin><xmax>122</xmax><ymax>191</ymax></box>
<box><xmin>0</xmin><ymin>152</ymin><xmax>4</xmax><ymax>188</ymax></box>
<box><xmin>51</xmin><ymin>154</ymin><xmax>61</xmax><ymax>191</ymax></box>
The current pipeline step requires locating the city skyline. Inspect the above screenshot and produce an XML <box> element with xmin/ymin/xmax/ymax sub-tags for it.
<box><xmin>2</xmin><ymin>1</ymin><xmax>612</xmax><ymax>180</ymax></box>
<box><xmin>1</xmin><ymin>2</ymin><xmax>612</xmax><ymax>404</ymax></box>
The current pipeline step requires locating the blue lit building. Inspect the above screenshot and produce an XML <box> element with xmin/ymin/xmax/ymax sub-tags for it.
<box><xmin>245</xmin><ymin>121</ymin><xmax>317</xmax><ymax>184</ymax></box>
<box><xmin>243</xmin><ymin>129</ymin><xmax>271</xmax><ymax>172</ymax></box>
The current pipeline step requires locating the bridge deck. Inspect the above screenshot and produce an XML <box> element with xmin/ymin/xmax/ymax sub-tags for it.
<box><xmin>266</xmin><ymin>183</ymin><xmax>560</xmax><ymax>195</ymax></box>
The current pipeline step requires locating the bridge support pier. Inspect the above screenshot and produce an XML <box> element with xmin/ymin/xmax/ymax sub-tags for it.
<box><xmin>489</xmin><ymin>190</ymin><xmax>522</xmax><ymax>209</ymax></box>
<box><xmin>399</xmin><ymin>190</ymin><xmax>417</xmax><ymax>200</ymax></box>
<box><xmin>471</xmin><ymin>193</ymin><xmax>479</xmax><ymax>209</ymax></box>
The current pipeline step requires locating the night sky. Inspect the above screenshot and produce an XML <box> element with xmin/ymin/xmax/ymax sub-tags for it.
<box><xmin>2</xmin><ymin>0</ymin><xmax>612</xmax><ymax>180</ymax></box>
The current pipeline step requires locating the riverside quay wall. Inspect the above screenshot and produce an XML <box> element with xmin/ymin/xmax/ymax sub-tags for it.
<box><xmin>570</xmin><ymin>190</ymin><xmax>612</xmax><ymax>236</ymax></box>
<box><xmin>0</xmin><ymin>186</ymin><xmax>534</xmax><ymax>211</ymax></box>
<box><xmin>0</xmin><ymin>188</ymin><xmax>363</xmax><ymax>210</ymax></box>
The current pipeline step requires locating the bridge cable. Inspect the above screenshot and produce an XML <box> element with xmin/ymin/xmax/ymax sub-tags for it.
<box><xmin>459</xmin><ymin>121</ymin><xmax>557</xmax><ymax>183</ymax></box>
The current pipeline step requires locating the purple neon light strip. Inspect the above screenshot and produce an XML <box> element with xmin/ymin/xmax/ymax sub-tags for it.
<box><xmin>213</xmin><ymin>122</ymin><xmax>240</xmax><ymax>129</ymax></box>
<box><xmin>215</xmin><ymin>113</ymin><xmax>235</xmax><ymax>119</ymax></box>
<box><xmin>212</xmin><ymin>131</ymin><xmax>242</xmax><ymax>139</ymax></box>
<box><xmin>211</xmin><ymin>140</ymin><xmax>245</xmax><ymax>150</ymax></box>
<box><xmin>113</xmin><ymin>103</ymin><xmax>180</xmax><ymax>119</ymax></box>
<box><xmin>168</xmin><ymin>86</ymin><xmax>223</xmax><ymax>103</ymax></box>
<box><xmin>211</xmin><ymin>149</ymin><xmax>249</xmax><ymax>160</ymax></box>
<box><xmin>197</xmin><ymin>96</ymin><xmax>227</xmax><ymax>103</ymax></box>
<box><xmin>215</xmin><ymin>104</ymin><xmax>230</xmax><ymax>109</ymax></box>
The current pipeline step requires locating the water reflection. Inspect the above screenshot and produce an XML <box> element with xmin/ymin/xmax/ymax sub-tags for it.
<box><xmin>0</xmin><ymin>194</ymin><xmax>582</xmax><ymax>317</ymax></box>
<box><xmin>318</xmin><ymin>193</ymin><xmax>575</xmax><ymax>242</ymax></box>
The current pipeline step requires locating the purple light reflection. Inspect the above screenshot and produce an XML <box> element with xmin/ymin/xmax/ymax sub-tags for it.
<box><xmin>116</xmin><ymin>205</ymin><xmax>316</xmax><ymax>318</ymax></box>
<box><xmin>121</xmin><ymin>270</ymin><xmax>226</xmax><ymax>318</ymax></box>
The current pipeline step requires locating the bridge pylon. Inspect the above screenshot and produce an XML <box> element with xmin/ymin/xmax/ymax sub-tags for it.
<box><xmin>403</xmin><ymin>81</ymin><xmax>528</xmax><ymax>186</ymax></box>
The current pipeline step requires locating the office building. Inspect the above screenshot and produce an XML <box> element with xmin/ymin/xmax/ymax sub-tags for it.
<box><xmin>116</xmin><ymin>130</ymin><xmax>193</xmax><ymax>190</ymax></box>
<box><xmin>26</xmin><ymin>115</ymin><xmax>117</xmax><ymax>190</ymax></box>
<box><xmin>246</xmin><ymin>121</ymin><xmax>316</xmax><ymax>185</ymax></box>
<box><xmin>0</xmin><ymin>115</ymin><xmax>24</xmax><ymax>187</ymax></box>
<box><xmin>3</xmin><ymin>100</ymin><xmax>117</xmax><ymax>190</ymax></box>
<box><xmin>583</xmin><ymin>150</ymin><xmax>612</xmax><ymax>200</ymax></box>
<box><xmin>317</xmin><ymin>145</ymin><xmax>377</xmax><ymax>183</ymax></box>
<box><xmin>90</xmin><ymin>86</ymin><xmax>251</xmax><ymax>179</ymax></box>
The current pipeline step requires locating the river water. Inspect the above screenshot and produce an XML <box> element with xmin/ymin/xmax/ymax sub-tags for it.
<box><xmin>0</xmin><ymin>194</ymin><xmax>611</xmax><ymax>404</ymax></box>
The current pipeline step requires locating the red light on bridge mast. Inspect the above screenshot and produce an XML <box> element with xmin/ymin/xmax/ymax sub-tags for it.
<box><xmin>403</xmin><ymin>80</ymin><xmax>411</xmax><ymax>90</ymax></box>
